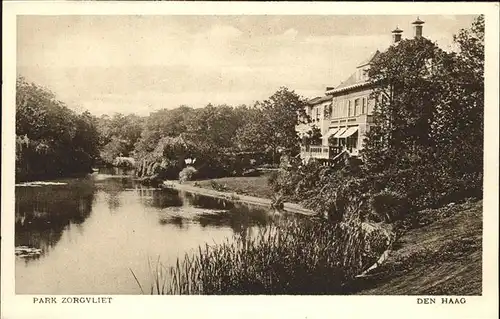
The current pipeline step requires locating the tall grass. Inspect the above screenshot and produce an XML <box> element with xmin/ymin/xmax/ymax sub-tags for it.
<box><xmin>133</xmin><ymin>216</ymin><xmax>388</xmax><ymax>295</ymax></box>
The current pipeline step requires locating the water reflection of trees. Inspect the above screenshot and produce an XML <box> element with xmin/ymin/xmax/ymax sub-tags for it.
<box><xmin>187</xmin><ymin>193</ymin><xmax>235</xmax><ymax>210</ymax></box>
<box><xmin>15</xmin><ymin>180</ymin><xmax>96</xmax><ymax>261</ymax></box>
<box><xmin>95</xmin><ymin>176</ymin><xmax>138</xmax><ymax>212</ymax></box>
<box><xmin>98</xmin><ymin>167</ymin><xmax>136</xmax><ymax>176</ymax></box>
<box><xmin>160</xmin><ymin>192</ymin><xmax>272</xmax><ymax>235</ymax></box>
<box><xmin>140</xmin><ymin>188</ymin><xmax>184</xmax><ymax>208</ymax></box>
<box><xmin>158</xmin><ymin>215</ymin><xmax>185</xmax><ymax>229</ymax></box>
<box><xmin>197</xmin><ymin>204</ymin><xmax>270</xmax><ymax>233</ymax></box>
<box><xmin>145</xmin><ymin>189</ymin><xmax>272</xmax><ymax>236</ymax></box>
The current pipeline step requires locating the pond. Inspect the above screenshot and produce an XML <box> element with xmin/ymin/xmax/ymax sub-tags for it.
<box><xmin>15</xmin><ymin>168</ymin><xmax>275</xmax><ymax>294</ymax></box>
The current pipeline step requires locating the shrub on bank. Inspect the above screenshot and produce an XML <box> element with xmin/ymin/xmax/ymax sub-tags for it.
<box><xmin>113</xmin><ymin>156</ymin><xmax>136</xmax><ymax>168</ymax></box>
<box><xmin>268</xmin><ymin>156</ymin><xmax>482</xmax><ymax>225</ymax></box>
<box><xmin>369</xmin><ymin>190</ymin><xmax>408</xmax><ymax>223</ymax></box>
<box><xmin>179</xmin><ymin>166</ymin><xmax>197</xmax><ymax>183</ymax></box>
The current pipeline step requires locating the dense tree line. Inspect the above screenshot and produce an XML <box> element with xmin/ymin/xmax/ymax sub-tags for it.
<box><xmin>16</xmin><ymin>77</ymin><xmax>312</xmax><ymax>182</ymax></box>
<box><xmin>16</xmin><ymin>77</ymin><xmax>101</xmax><ymax>181</ymax></box>
<box><xmin>132</xmin><ymin>87</ymin><xmax>310</xmax><ymax>180</ymax></box>
<box><xmin>96</xmin><ymin>113</ymin><xmax>144</xmax><ymax>165</ymax></box>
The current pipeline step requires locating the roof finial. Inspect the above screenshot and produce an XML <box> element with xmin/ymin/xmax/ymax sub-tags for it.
<box><xmin>412</xmin><ymin>16</ymin><xmax>425</xmax><ymax>25</ymax></box>
<box><xmin>392</xmin><ymin>25</ymin><xmax>403</xmax><ymax>33</ymax></box>
<box><xmin>392</xmin><ymin>25</ymin><xmax>403</xmax><ymax>43</ymax></box>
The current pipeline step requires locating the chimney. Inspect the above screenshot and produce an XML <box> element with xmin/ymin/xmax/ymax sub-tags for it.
<box><xmin>391</xmin><ymin>26</ymin><xmax>403</xmax><ymax>44</ymax></box>
<box><xmin>412</xmin><ymin>17</ymin><xmax>425</xmax><ymax>38</ymax></box>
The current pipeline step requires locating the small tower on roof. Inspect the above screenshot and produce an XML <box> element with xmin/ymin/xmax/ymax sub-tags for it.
<box><xmin>391</xmin><ymin>26</ymin><xmax>403</xmax><ymax>44</ymax></box>
<box><xmin>412</xmin><ymin>17</ymin><xmax>425</xmax><ymax>38</ymax></box>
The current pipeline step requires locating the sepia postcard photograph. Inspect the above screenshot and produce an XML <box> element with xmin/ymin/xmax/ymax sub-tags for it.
<box><xmin>2</xmin><ymin>2</ymin><xmax>499</xmax><ymax>319</ymax></box>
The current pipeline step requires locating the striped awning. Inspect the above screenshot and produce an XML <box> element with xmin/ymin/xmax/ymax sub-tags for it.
<box><xmin>338</xmin><ymin>127</ymin><xmax>359</xmax><ymax>138</ymax></box>
<box><xmin>332</xmin><ymin>128</ymin><xmax>347</xmax><ymax>138</ymax></box>
<box><xmin>324</xmin><ymin>128</ymin><xmax>339</xmax><ymax>139</ymax></box>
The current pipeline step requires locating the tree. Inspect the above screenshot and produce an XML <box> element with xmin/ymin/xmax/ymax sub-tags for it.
<box><xmin>360</xmin><ymin>16</ymin><xmax>484</xmax><ymax>206</ymax></box>
<box><xmin>302</xmin><ymin>125</ymin><xmax>322</xmax><ymax>146</ymax></box>
<box><xmin>362</xmin><ymin>37</ymin><xmax>451</xmax><ymax>172</ymax></box>
<box><xmin>431</xmin><ymin>15</ymin><xmax>484</xmax><ymax>190</ymax></box>
<box><xmin>97</xmin><ymin>113</ymin><xmax>144</xmax><ymax>163</ymax></box>
<box><xmin>134</xmin><ymin>106</ymin><xmax>194</xmax><ymax>156</ymax></box>
<box><xmin>185</xmin><ymin>104</ymin><xmax>243</xmax><ymax>153</ymax></box>
<box><xmin>16</xmin><ymin>76</ymin><xmax>100</xmax><ymax>180</ymax></box>
<box><xmin>235</xmin><ymin>106</ymin><xmax>268</xmax><ymax>152</ymax></box>
<box><xmin>236</xmin><ymin>87</ymin><xmax>308</xmax><ymax>163</ymax></box>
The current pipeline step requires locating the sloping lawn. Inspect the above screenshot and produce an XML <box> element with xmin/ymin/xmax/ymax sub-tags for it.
<box><xmin>188</xmin><ymin>173</ymin><xmax>274</xmax><ymax>199</ymax></box>
<box><xmin>354</xmin><ymin>200</ymin><xmax>482</xmax><ymax>295</ymax></box>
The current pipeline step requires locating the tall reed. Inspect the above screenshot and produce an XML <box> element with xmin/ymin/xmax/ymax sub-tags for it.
<box><xmin>134</xmin><ymin>216</ymin><xmax>387</xmax><ymax>295</ymax></box>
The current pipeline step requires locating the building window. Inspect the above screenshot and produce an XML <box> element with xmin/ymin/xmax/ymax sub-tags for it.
<box><xmin>362</xmin><ymin>97</ymin><xmax>367</xmax><ymax>114</ymax></box>
<box><xmin>324</xmin><ymin>104</ymin><xmax>332</xmax><ymax>119</ymax></box>
<box><xmin>316</xmin><ymin>107</ymin><xmax>320</xmax><ymax>121</ymax></box>
<box><xmin>361</xmin><ymin>67</ymin><xmax>368</xmax><ymax>81</ymax></box>
<box><xmin>354</xmin><ymin>98</ymin><xmax>360</xmax><ymax>116</ymax></box>
<box><xmin>348</xmin><ymin>100</ymin><xmax>352</xmax><ymax>117</ymax></box>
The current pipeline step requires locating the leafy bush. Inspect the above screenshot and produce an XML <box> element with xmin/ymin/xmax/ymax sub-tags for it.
<box><xmin>178</xmin><ymin>166</ymin><xmax>198</xmax><ymax>183</ymax></box>
<box><xmin>113</xmin><ymin>156</ymin><xmax>136</xmax><ymax>168</ymax></box>
<box><xmin>372</xmin><ymin>166</ymin><xmax>481</xmax><ymax>212</ymax></box>
<box><xmin>267</xmin><ymin>170</ymin><xmax>279</xmax><ymax>186</ymax></box>
<box><xmin>210</xmin><ymin>180</ymin><xmax>227</xmax><ymax>192</ymax></box>
<box><xmin>369</xmin><ymin>190</ymin><xmax>408</xmax><ymax>223</ymax></box>
<box><xmin>269</xmin><ymin>158</ymin><xmax>325</xmax><ymax>202</ymax></box>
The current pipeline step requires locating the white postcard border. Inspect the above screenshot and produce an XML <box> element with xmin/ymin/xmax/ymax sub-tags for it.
<box><xmin>2</xmin><ymin>2</ymin><xmax>499</xmax><ymax>319</ymax></box>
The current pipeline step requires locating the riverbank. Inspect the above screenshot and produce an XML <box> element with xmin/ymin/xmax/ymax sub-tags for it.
<box><xmin>353</xmin><ymin>199</ymin><xmax>482</xmax><ymax>295</ymax></box>
<box><xmin>185</xmin><ymin>174</ymin><xmax>274</xmax><ymax>199</ymax></box>
<box><xmin>159</xmin><ymin>175</ymin><xmax>482</xmax><ymax>295</ymax></box>
<box><xmin>15</xmin><ymin>170</ymin><xmax>94</xmax><ymax>183</ymax></box>
<box><xmin>162</xmin><ymin>179</ymin><xmax>315</xmax><ymax>216</ymax></box>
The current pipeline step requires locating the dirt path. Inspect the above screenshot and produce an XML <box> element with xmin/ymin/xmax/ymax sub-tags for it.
<box><xmin>162</xmin><ymin>180</ymin><xmax>315</xmax><ymax>216</ymax></box>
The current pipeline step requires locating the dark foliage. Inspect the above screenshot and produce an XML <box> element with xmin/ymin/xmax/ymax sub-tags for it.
<box><xmin>16</xmin><ymin>77</ymin><xmax>100</xmax><ymax>181</ymax></box>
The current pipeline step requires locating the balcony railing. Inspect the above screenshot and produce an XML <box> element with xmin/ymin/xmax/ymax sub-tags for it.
<box><xmin>300</xmin><ymin>144</ymin><xmax>362</xmax><ymax>162</ymax></box>
<box><xmin>300</xmin><ymin>145</ymin><xmax>343</xmax><ymax>160</ymax></box>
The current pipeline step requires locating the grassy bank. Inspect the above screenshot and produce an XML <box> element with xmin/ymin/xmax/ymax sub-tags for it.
<box><xmin>353</xmin><ymin>200</ymin><xmax>482</xmax><ymax>295</ymax></box>
<box><xmin>186</xmin><ymin>173</ymin><xmax>274</xmax><ymax>199</ymax></box>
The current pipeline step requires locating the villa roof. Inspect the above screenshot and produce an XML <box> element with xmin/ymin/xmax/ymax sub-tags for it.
<box><xmin>307</xmin><ymin>95</ymin><xmax>332</xmax><ymax>105</ymax></box>
<box><xmin>357</xmin><ymin>50</ymin><xmax>380</xmax><ymax>68</ymax></box>
<box><xmin>333</xmin><ymin>72</ymin><xmax>359</xmax><ymax>91</ymax></box>
<box><xmin>325</xmin><ymin>50</ymin><xmax>380</xmax><ymax>96</ymax></box>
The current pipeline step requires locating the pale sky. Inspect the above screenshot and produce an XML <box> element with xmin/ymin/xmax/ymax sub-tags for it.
<box><xmin>17</xmin><ymin>15</ymin><xmax>477</xmax><ymax>116</ymax></box>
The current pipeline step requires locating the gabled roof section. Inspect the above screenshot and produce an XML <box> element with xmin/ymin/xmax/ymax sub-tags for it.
<box><xmin>307</xmin><ymin>95</ymin><xmax>332</xmax><ymax>105</ymax></box>
<box><xmin>326</xmin><ymin>50</ymin><xmax>380</xmax><ymax>95</ymax></box>
<box><xmin>333</xmin><ymin>72</ymin><xmax>359</xmax><ymax>91</ymax></box>
<box><xmin>307</xmin><ymin>96</ymin><xmax>323</xmax><ymax>105</ymax></box>
<box><xmin>357</xmin><ymin>50</ymin><xmax>380</xmax><ymax>68</ymax></box>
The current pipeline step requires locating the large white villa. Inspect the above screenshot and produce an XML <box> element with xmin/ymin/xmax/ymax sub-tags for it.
<box><xmin>297</xmin><ymin>18</ymin><xmax>426</xmax><ymax>163</ymax></box>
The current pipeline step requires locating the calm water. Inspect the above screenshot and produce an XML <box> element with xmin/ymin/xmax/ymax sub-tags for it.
<box><xmin>15</xmin><ymin>168</ymin><xmax>273</xmax><ymax>294</ymax></box>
